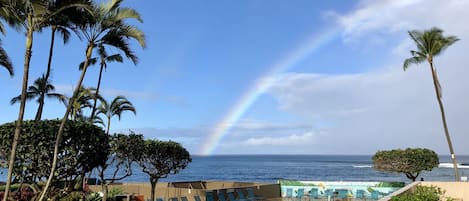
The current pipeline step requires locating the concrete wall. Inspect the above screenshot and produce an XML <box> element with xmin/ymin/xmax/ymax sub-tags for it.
<box><xmin>89</xmin><ymin>181</ymin><xmax>281</xmax><ymax>201</ymax></box>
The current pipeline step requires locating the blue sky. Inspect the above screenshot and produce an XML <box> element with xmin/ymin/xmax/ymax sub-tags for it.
<box><xmin>2</xmin><ymin>0</ymin><xmax>469</xmax><ymax>155</ymax></box>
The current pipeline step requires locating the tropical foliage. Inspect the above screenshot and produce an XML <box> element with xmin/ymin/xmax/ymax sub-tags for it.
<box><xmin>97</xmin><ymin>133</ymin><xmax>144</xmax><ymax>201</ymax></box>
<box><xmin>41</xmin><ymin>0</ymin><xmax>146</xmax><ymax>198</ymax></box>
<box><xmin>390</xmin><ymin>186</ymin><xmax>455</xmax><ymax>201</ymax></box>
<box><xmin>372</xmin><ymin>148</ymin><xmax>439</xmax><ymax>181</ymax></box>
<box><xmin>0</xmin><ymin>1</ymin><xmax>93</xmax><ymax>199</ymax></box>
<box><xmin>138</xmin><ymin>140</ymin><xmax>192</xmax><ymax>201</ymax></box>
<box><xmin>0</xmin><ymin>120</ymin><xmax>107</xmax><ymax>192</ymax></box>
<box><xmin>10</xmin><ymin>75</ymin><xmax>65</xmax><ymax>120</ymax></box>
<box><xmin>403</xmin><ymin>27</ymin><xmax>460</xmax><ymax>181</ymax></box>
<box><xmin>97</xmin><ymin>95</ymin><xmax>136</xmax><ymax>135</ymax></box>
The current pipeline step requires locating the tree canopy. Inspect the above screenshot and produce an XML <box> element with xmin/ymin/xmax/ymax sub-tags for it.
<box><xmin>98</xmin><ymin>132</ymin><xmax>144</xmax><ymax>201</ymax></box>
<box><xmin>138</xmin><ymin>140</ymin><xmax>192</xmax><ymax>201</ymax></box>
<box><xmin>0</xmin><ymin>119</ymin><xmax>108</xmax><ymax>186</ymax></box>
<box><xmin>372</xmin><ymin>148</ymin><xmax>439</xmax><ymax>181</ymax></box>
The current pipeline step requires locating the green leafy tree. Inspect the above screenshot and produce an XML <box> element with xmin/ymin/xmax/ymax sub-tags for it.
<box><xmin>41</xmin><ymin>0</ymin><xmax>145</xmax><ymax>198</ymax></box>
<box><xmin>10</xmin><ymin>75</ymin><xmax>65</xmax><ymax>120</ymax></box>
<box><xmin>97</xmin><ymin>133</ymin><xmax>144</xmax><ymax>201</ymax></box>
<box><xmin>138</xmin><ymin>140</ymin><xmax>192</xmax><ymax>201</ymax></box>
<box><xmin>97</xmin><ymin>96</ymin><xmax>136</xmax><ymax>135</ymax></box>
<box><xmin>372</xmin><ymin>148</ymin><xmax>439</xmax><ymax>181</ymax></box>
<box><xmin>0</xmin><ymin>120</ymin><xmax>108</xmax><ymax>188</ymax></box>
<box><xmin>403</xmin><ymin>27</ymin><xmax>460</xmax><ymax>181</ymax></box>
<box><xmin>0</xmin><ymin>2</ymin><xmax>90</xmax><ymax>200</ymax></box>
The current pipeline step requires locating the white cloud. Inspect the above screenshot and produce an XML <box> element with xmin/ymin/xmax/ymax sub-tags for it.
<box><xmin>242</xmin><ymin>131</ymin><xmax>317</xmax><ymax>146</ymax></box>
<box><xmin>250</xmin><ymin>0</ymin><xmax>469</xmax><ymax>155</ymax></box>
<box><xmin>267</xmin><ymin>56</ymin><xmax>469</xmax><ymax>154</ymax></box>
<box><xmin>335</xmin><ymin>0</ymin><xmax>469</xmax><ymax>42</ymax></box>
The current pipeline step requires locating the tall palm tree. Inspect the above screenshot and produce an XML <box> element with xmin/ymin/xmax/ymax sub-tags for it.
<box><xmin>39</xmin><ymin>0</ymin><xmax>92</xmax><ymax>110</ymax></box>
<box><xmin>403</xmin><ymin>27</ymin><xmax>460</xmax><ymax>181</ymax></box>
<box><xmin>79</xmin><ymin>45</ymin><xmax>123</xmax><ymax>121</ymax></box>
<box><xmin>97</xmin><ymin>95</ymin><xmax>136</xmax><ymax>135</ymax></box>
<box><xmin>40</xmin><ymin>1</ymin><xmax>145</xmax><ymax>199</ymax></box>
<box><xmin>10</xmin><ymin>75</ymin><xmax>65</xmax><ymax>120</ymax></box>
<box><xmin>0</xmin><ymin>1</ymin><xmax>89</xmax><ymax>200</ymax></box>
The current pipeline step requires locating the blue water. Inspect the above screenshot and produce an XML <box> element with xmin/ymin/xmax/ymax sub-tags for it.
<box><xmin>2</xmin><ymin>155</ymin><xmax>469</xmax><ymax>184</ymax></box>
<box><xmin>106</xmin><ymin>155</ymin><xmax>469</xmax><ymax>183</ymax></box>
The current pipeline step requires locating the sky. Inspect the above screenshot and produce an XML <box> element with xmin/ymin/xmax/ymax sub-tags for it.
<box><xmin>1</xmin><ymin>0</ymin><xmax>469</xmax><ymax>155</ymax></box>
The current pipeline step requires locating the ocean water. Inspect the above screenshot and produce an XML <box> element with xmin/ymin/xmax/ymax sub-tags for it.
<box><xmin>2</xmin><ymin>155</ymin><xmax>469</xmax><ymax>184</ymax></box>
<box><xmin>112</xmin><ymin>155</ymin><xmax>469</xmax><ymax>183</ymax></box>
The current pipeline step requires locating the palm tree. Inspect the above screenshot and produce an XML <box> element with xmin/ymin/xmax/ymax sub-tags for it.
<box><xmin>0</xmin><ymin>1</ymin><xmax>88</xmax><ymax>200</ymax></box>
<box><xmin>80</xmin><ymin>45</ymin><xmax>124</xmax><ymax>121</ymax></box>
<box><xmin>40</xmin><ymin>1</ymin><xmax>145</xmax><ymax>199</ymax></box>
<box><xmin>403</xmin><ymin>27</ymin><xmax>460</xmax><ymax>181</ymax></box>
<box><xmin>61</xmin><ymin>86</ymin><xmax>97</xmax><ymax>121</ymax></box>
<box><xmin>10</xmin><ymin>75</ymin><xmax>65</xmax><ymax>120</ymax></box>
<box><xmin>97</xmin><ymin>95</ymin><xmax>136</xmax><ymax>135</ymax></box>
<box><xmin>39</xmin><ymin>0</ymin><xmax>93</xmax><ymax>112</ymax></box>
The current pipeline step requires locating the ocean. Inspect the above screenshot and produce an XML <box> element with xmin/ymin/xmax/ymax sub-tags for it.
<box><xmin>109</xmin><ymin>155</ymin><xmax>469</xmax><ymax>183</ymax></box>
<box><xmin>2</xmin><ymin>155</ymin><xmax>469</xmax><ymax>183</ymax></box>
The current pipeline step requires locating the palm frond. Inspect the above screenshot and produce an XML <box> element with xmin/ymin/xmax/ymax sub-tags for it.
<box><xmin>0</xmin><ymin>42</ymin><xmax>13</xmax><ymax>76</ymax></box>
<box><xmin>403</xmin><ymin>56</ymin><xmax>425</xmax><ymax>71</ymax></box>
<box><xmin>114</xmin><ymin>7</ymin><xmax>142</xmax><ymax>23</ymax></box>
<box><xmin>56</xmin><ymin>26</ymin><xmax>71</xmax><ymax>44</ymax></box>
<box><xmin>79</xmin><ymin>57</ymin><xmax>98</xmax><ymax>70</ymax></box>
<box><xmin>106</xmin><ymin>54</ymin><xmax>123</xmax><ymax>63</ymax></box>
<box><xmin>100</xmin><ymin>29</ymin><xmax>138</xmax><ymax>64</ymax></box>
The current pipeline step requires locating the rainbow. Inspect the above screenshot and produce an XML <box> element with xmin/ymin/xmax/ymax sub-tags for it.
<box><xmin>199</xmin><ymin>27</ymin><xmax>340</xmax><ymax>155</ymax></box>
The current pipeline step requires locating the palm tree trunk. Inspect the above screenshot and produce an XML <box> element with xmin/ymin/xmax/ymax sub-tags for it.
<box><xmin>35</xmin><ymin>26</ymin><xmax>57</xmax><ymax>121</ymax></box>
<box><xmin>35</xmin><ymin>93</ymin><xmax>45</xmax><ymax>121</ymax></box>
<box><xmin>106</xmin><ymin>116</ymin><xmax>111</xmax><ymax>135</ymax></box>
<box><xmin>429</xmin><ymin>60</ymin><xmax>460</xmax><ymax>181</ymax></box>
<box><xmin>38</xmin><ymin>43</ymin><xmax>95</xmax><ymax>201</ymax></box>
<box><xmin>2</xmin><ymin>15</ymin><xmax>34</xmax><ymax>201</ymax></box>
<box><xmin>90</xmin><ymin>63</ymin><xmax>104</xmax><ymax>120</ymax></box>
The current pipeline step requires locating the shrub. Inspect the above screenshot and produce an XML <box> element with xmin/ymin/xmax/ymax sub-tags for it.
<box><xmin>390</xmin><ymin>186</ymin><xmax>455</xmax><ymax>201</ymax></box>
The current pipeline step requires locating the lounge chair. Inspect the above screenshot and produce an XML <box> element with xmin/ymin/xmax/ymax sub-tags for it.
<box><xmin>206</xmin><ymin>192</ymin><xmax>215</xmax><ymax>201</ymax></box>
<box><xmin>286</xmin><ymin>188</ymin><xmax>293</xmax><ymax>201</ymax></box>
<box><xmin>308</xmin><ymin>188</ymin><xmax>318</xmax><ymax>200</ymax></box>
<box><xmin>355</xmin><ymin>190</ymin><xmax>366</xmax><ymax>199</ymax></box>
<box><xmin>371</xmin><ymin>191</ymin><xmax>379</xmax><ymax>200</ymax></box>
<box><xmin>227</xmin><ymin>191</ymin><xmax>244</xmax><ymax>201</ymax></box>
<box><xmin>245</xmin><ymin>188</ymin><xmax>263</xmax><ymax>201</ymax></box>
<box><xmin>296</xmin><ymin>188</ymin><xmax>304</xmax><ymax>201</ymax></box>
<box><xmin>234</xmin><ymin>189</ymin><xmax>249</xmax><ymax>201</ymax></box>
<box><xmin>218</xmin><ymin>192</ymin><xmax>228</xmax><ymax>201</ymax></box>
<box><xmin>194</xmin><ymin>195</ymin><xmax>202</xmax><ymax>201</ymax></box>
<box><xmin>322</xmin><ymin>189</ymin><xmax>332</xmax><ymax>200</ymax></box>
<box><xmin>336</xmin><ymin>189</ymin><xmax>348</xmax><ymax>199</ymax></box>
